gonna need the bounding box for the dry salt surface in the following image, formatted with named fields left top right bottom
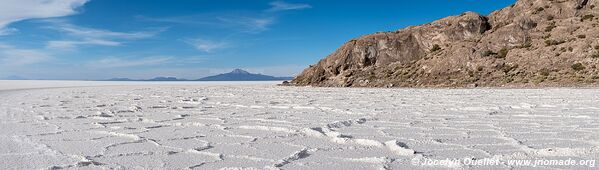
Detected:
left=1, top=80, right=598, bottom=169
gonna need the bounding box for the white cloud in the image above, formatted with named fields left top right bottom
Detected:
left=47, top=39, right=121, bottom=49
left=267, top=1, right=312, bottom=12
left=138, top=14, right=274, bottom=33
left=0, top=0, right=89, bottom=35
left=44, top=21, right=163, bottom=49
left=89, top=56, right=173, bottom=68
left=136, top=1, right=308, bottom=35
left=0, top=44, right=50, bottom=66
left=53, top=22, right=160, bottom=39
left=0, top=28, right=18, bottom=36
left=216, top=16, right=274, bottom=33
left=187, top=38, right=228, bottom=52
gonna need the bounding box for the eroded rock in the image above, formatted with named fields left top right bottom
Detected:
left=292, top=0, right=599, bottom=87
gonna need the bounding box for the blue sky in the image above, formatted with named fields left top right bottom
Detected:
left=0, top=0, right=516, bottom=80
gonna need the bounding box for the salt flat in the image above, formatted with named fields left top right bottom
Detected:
left=0, top=81, right=598, bottom=169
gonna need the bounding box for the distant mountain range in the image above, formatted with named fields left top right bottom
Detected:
left=1, top=69, right=292, bottom=81
left=106, top=77, right=187, bottom=81
left=104, top=69, right=293, bottom=81
left=147, top=77, right=187, bottom=81
left=198, top=69, right=292, bottom=81
left=106, top=78, right=133, bottom=81
left=1, top=75, right=28, bottom=80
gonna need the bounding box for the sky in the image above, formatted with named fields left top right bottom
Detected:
left=0, top=0, right=516, bottom=80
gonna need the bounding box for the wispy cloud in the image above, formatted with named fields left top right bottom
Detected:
left=186, top=38, right=229, bottom=52
left=47, top=39, right=121, bottom=49
left=216, top=16, right=274, bottom=33
left=44, top=20, right=164, bottom=49
left=88, top=55, right=206, bottom=69
left=0, top=0, right=89, bottom=35
left=137, top=14, right=274, bottom=33
left=267, top=1, right=312, bottom=12
left=52, top=22, right=161, bottom=39
left=0, top=44, right=50, bottom=66
left=136, top=1, right=308, bottom=53
left=89, top=56, right=174, bottom=68
left=0, top=28, right=18, bottom=36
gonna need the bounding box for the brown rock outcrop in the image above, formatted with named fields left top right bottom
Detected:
left=291, top=0, right=599, bottom=87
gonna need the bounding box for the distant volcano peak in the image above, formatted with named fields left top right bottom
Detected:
left=198, top=69, right=292, bottom=81
left=230, top=69, right=250, bottom=74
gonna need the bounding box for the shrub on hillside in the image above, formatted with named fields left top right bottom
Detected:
left=497, top=48, right=510, bottom=58
left=582, top=14, right=594, bottom=21
left=572, top=63, right=585, bottom=71
left=430, top=44, right=441, bottom=52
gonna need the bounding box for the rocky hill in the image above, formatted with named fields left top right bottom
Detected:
left=291, top=0, right=599, bottom=87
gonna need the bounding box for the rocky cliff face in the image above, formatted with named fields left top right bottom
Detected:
left=291, top=0, right=599, bottom=87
